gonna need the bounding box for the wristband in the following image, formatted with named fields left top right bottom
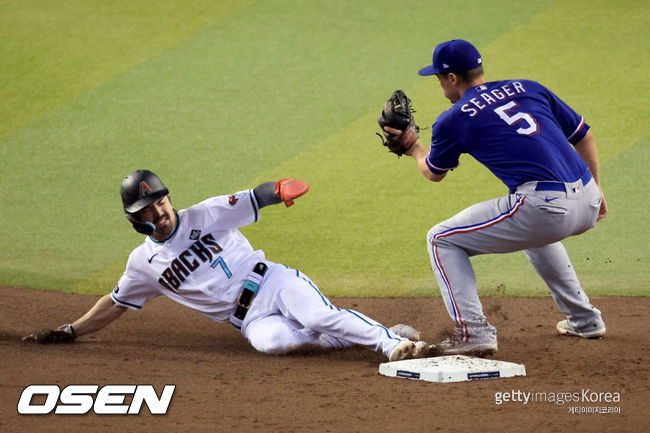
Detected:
left=59, top=323, right=77, bottom=337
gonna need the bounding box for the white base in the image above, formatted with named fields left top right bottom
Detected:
left=379, top=355, right=526, bottom=383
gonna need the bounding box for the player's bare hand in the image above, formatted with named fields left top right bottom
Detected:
left=382, top=125, right=404, bottom=136
left=382, top=126, right=419, bottom=154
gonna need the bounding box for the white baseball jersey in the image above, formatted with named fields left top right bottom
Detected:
left=111, top=189, right=266, bottom=322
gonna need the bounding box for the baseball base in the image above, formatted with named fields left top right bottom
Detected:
left=379, top=355, right=526, bottom=383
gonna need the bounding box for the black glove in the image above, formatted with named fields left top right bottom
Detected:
left=376, top=90, right=420, bottom=157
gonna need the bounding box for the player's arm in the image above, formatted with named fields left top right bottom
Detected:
left=71, top=294, right=127, bottom=336
left=405, top=140, right=447, bottom=182
left=253, top=179, right=309, bottom=208
left=383, top=125, right=447, bottom=182
left=23, top=294, right=127, bottom=344
left=573, top=129, right=607, bottom=221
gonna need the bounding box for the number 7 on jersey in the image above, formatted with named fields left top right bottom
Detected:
left=211, top=256, right=232, bottom=278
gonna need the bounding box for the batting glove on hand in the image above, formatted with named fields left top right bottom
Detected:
left=23, top=324, right=77, bottom=344
left=274, top=179, right=309, bottom=207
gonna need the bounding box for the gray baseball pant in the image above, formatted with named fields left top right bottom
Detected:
left=427, top=172, right=604, bottom=342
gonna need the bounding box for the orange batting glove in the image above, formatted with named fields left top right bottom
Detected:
left=274, top=179, right=309, bottom=207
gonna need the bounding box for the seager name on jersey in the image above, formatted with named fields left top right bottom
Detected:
left=158, top=233, right=223, bottom=291
left=461, top=81, right=527, bottom=117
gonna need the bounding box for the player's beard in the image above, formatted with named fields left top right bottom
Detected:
left=153, top=213, right=175, bottom=238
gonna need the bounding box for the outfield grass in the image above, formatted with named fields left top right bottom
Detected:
left=1, top=0, right=647, bottom=297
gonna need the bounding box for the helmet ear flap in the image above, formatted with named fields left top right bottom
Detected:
left=126, top=213, right=156, bottom=235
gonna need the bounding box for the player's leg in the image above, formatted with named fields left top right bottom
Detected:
left=425, top=194, right=527, bottom=353
left=245, top=314, right=352, bottom=355
left=258, top=265, right=426, bottom=360
left=522, top=179, right=605, bottom=337
left=524, top=243, right=605, bottom=337
left=426, top=231, right=497, bottom=345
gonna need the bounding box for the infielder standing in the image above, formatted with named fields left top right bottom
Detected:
left=382, top=39, right=607, bottom=355
left=24, top=170, right=427, bottom=362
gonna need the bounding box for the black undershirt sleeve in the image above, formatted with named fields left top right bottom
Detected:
left=253, top=182, right=282, bottom=208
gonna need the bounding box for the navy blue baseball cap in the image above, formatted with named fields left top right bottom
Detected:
left=418, top=39, right=483, bottom=76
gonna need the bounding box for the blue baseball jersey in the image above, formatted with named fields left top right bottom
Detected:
left=426, top=79, right=590, bottom=192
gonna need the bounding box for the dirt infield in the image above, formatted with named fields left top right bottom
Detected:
left=1, top=286, right=648, bottom=432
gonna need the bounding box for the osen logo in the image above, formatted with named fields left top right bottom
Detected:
left=17, top=384, right=175, bottom=415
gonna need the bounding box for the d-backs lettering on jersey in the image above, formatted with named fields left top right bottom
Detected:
left=426, top=79, right=590, bottom=191
left=158, top=233, right=223, bottom=291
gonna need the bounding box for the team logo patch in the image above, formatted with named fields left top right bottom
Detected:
left=139, top=181, right=153, bottom=198
left=228, top=193, right=246, bottom=206
left=189, top=229, right=201, bottom=240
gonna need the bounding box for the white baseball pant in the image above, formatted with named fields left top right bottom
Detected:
left=240, top=264, right=404, bottom=357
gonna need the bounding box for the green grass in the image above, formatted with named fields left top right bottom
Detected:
left=0, top=0, right=252, bottom=139
left=1, top=0, right=648, bottom=297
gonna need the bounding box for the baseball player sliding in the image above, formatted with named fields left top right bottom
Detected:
left=379, top=39, right=607, bottom=355
left=24, top=170, right=428, bottom=362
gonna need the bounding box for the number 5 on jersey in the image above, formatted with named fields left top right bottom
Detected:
left=494, top=101, right=539, bottom=136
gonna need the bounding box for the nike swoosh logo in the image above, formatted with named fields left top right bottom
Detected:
left=544, top=197, right=559, bottom=203
left=147, top=254, right=158, bottom=263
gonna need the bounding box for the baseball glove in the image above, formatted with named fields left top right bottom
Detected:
left=376, top=89, right=420, bottom=157
left=22, top=324, right=76, bottom=344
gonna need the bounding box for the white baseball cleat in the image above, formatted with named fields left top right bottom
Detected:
left=388, top=340, right=430, bottom=362
left=388, top=324, right=421, bottom=341
left=556, top=320, right=606, bottom=339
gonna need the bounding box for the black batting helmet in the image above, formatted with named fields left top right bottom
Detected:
left=120, top=170, right=169, bottom=235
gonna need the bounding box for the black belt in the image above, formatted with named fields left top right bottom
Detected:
left=232, top=262, right=268, bottom=325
